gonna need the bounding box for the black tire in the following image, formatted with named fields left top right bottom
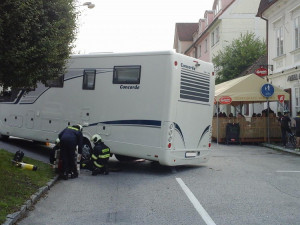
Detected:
left=114, top=154, right=138, bottom=162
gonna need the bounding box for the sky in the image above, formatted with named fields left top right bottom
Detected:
left=74, top=0, right=214, bottom=54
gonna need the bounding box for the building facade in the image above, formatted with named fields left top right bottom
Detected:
left=174, top=0, right=266, bottom=63
left=258, top=0, right=300, bottom=117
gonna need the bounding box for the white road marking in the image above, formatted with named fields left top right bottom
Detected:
left=176, top=178, right=216, bottom=225
left=276, top=171, right=300, bottom=173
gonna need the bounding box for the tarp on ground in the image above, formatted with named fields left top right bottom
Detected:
left=215, top=73, right=290, bottom=103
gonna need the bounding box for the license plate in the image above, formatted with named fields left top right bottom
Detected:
left=185, top=152, right=197, bottom=158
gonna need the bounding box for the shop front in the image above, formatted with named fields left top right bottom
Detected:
left=269, top=67, right=300, bottom=119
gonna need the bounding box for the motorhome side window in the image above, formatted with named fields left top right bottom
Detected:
left=83, top=70, right=96, bottom=90
left=0, top=89, right=21, bottom=102
left=46, top=75, right=64, bottom=88
left=113, top=66, right=141, bottom=84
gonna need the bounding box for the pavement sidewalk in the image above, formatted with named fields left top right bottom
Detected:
left=261, top=143, right=300, bottom=155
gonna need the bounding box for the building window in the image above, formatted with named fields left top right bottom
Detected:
left=205, top=39, right=208, bottom=52
left=198, top=45, right=201, bottom=57
left=211, top=27, right=220, bottom=47
left=276, top=26, right=284, bottom=56
left=83, top=70, right=96, bottom=90
left=214, top=0, right=221, bottom=15
left=296, top=87, right=300, bottom=113
left=243, top=104, right=249, bottom=116
left=113, top=66, right=141, bottom=84
left=295, top=16, right=300, bottom=49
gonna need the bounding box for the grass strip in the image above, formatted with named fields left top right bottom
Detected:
left=0, top=149, right=55, bottom=224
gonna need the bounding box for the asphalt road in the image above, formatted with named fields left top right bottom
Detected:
left=1, top=139, right=300, bottom=225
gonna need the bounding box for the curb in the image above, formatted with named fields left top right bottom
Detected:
left=3, top=175, right=59, bottom=225
left=261, top=143, right=300, bottom=155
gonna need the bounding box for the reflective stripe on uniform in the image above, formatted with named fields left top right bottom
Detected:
left=67, top=126, right=79, bottom=131
left=93, top=161, right=104, bottom=168
left=98, top=154, right=110, bottom=159
left=102, top=148, right=110, bottom=153
left=91, top=154, right=98, bottom=160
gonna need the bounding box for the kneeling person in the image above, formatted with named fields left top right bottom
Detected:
left=90, top=134, right=110, bottom=175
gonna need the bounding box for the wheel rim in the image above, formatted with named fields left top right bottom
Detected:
left=82, top=142, right=91, bottom=160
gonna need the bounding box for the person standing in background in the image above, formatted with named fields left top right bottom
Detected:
left=293, top=111, right=300, bottom=150
left=279, top=111, right=291, bottom=147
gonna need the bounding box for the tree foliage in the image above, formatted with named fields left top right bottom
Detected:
left=212, top=32, right=266, bottom=84
left=0, top=0, right=77, bottom=90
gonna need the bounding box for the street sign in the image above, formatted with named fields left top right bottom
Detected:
left=219, top=96, right=232, bottom=104
left=261, top=83, right=274, bottom=98
left=255, top=67, right=268, bottom=77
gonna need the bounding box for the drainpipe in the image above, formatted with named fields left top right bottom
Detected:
left=260, top=15, right=269, bottom=80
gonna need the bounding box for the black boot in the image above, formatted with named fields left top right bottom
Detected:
left=71, top=171, right=78, bottom=179
left=62, top=172, right=68, bottom=180
left=103, top=167, right=109, bottom=175
left=92, top=168, right=100, bottom=176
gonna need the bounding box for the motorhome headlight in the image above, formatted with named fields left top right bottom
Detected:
left=168, top=137, right=172, bottom=142
left=169, top=130, right=173, bottom=136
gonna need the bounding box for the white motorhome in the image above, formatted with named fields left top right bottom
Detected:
left=0, top=51, right=215, bottom=166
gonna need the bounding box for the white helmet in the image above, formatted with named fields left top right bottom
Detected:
left=55, top=138, right=60, bottom=144
left=91, top=134, right=101, bottom=143
left=77, top=124, right=83, bottom=131
left=73, top=124, right=83, bottom=132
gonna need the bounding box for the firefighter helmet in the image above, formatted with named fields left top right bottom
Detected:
left=91, top=134, right=102, bottom=143
left=73, top=124, right=83, bottom=132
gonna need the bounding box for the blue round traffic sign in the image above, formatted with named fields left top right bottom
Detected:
left=261, top=83, right=274, bottom=98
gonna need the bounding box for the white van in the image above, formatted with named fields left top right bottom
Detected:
left=0, top=51, right=215, bottom=166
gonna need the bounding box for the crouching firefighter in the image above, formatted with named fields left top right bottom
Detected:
left=90, top=134, right=110, bottom=175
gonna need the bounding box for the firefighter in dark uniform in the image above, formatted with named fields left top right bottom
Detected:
left=90, top=134, right=110, bottom=175
left=59, top=124, right=83, bottom=180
